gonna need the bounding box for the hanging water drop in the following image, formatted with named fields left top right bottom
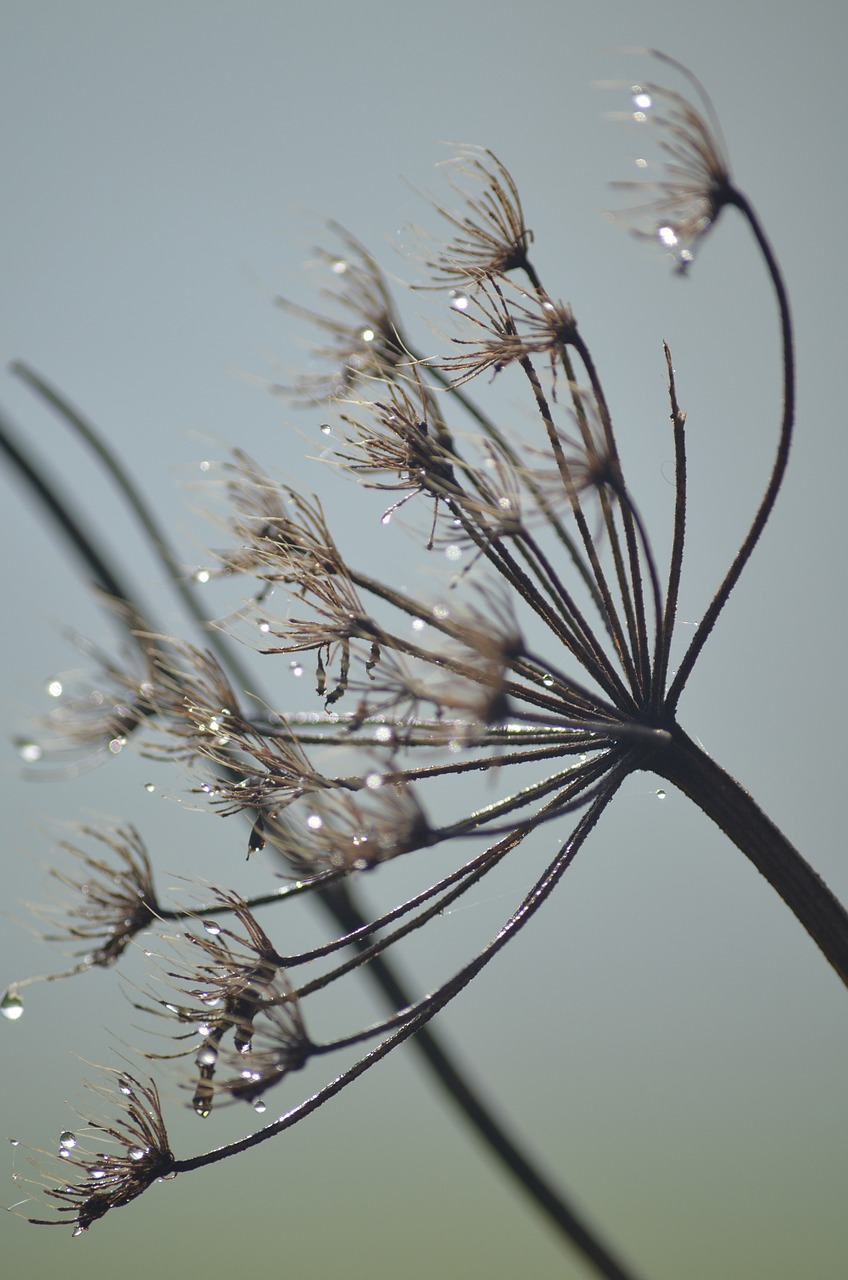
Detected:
left=655, top=789, right=667, bottom=800
left=1, top=988, right=24, bottom=1021
left=59, top=1131, right=77, bottom=1151
left=202, top=920, right=222, bottom=936
left=127, top=1146, right=147, bottom=1162
left=449, top=290, right=469, bottom=311
left=144, top=782, right=155, bottom=793
left=46, top=678, right=63, bottom=698
left=258, top=619, right=271, bottom=633
left=16, top=740, right=42, bottom=763
left=196, top=1044, right=219, bottom=1067
left=252, top=1098, right=267, bottom=1114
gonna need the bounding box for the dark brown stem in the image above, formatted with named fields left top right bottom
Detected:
left=666, top=190, right=794, bottom=710
left=650, top=729, right=848, bottom=988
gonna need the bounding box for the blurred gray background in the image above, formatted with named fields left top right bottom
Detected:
left=2, top=2, right=847, bottom=1277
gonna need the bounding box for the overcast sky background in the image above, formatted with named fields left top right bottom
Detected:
left=2, top=3, right=847, bottom=1278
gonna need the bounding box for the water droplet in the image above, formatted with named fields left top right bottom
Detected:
left=432, top=603, right=449, bottom=620
left=127, top=1146, right=147, bottom=1162
left=658, top=226, right=678, bottom=248
left=46, top=678, right=63, bottom=698
left=320, top=423, right=332, bottom=435
left=445, top=545, right=461, bottom=562
left=59, top=1131, right=77, bottom=1150
left=1, top=989, right=24, bottom=1020
left=449, top=290, right=469, bottom=311
left=331, top=259, right=348, bottom=275
left=194, top=569, right=211, bottom=584
left=9, top=1138, right=20, bottom=1147
left=374, top=725, right=393, bottom=743
left=73, top=1226, right=85, bottom=1237
left=16, top=740, right=43, bottom=763
left=542, top=673, right=554, bottom=688
left=196, top=1044, right=218, bottom=1067
left=411, top=617, right=424, bottom=632
left=90, top=1168, right=107, bottom=1181
left=290, top=662, right=303, bottom=678
left=118, top=1078, right=135, bottom=1097
left=252, top=1099, right=267, bottom=1114
left=144, top=782, right=155, bottom=793
left=258, top=619, right=271, bottom=633
left=635, top=157, right=648, bottom=169
left=365, top=772, right=383, bottom=790
left=360, top=327, right=375, bottom=343
left=199, top=459, right=211, bottom=472
left=306, top=814, right=323, bottom=830
left=631, top=89, right=652, bottom=111
left=655, top=789, right=667, bottom=800
left=380, top=511, right=392, bottom=526
left=108, top=737, right=126, bottom=755
left=202, top=921, right=221, bottom=936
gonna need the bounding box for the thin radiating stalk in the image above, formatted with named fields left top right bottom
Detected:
left=666, top=190, right=794, bottom=711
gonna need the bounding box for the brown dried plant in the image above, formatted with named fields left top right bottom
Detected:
left=1, top=54, right=844, bottom=1280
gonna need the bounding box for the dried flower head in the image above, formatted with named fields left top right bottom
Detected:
left=261, top=779, right=432, bottom=878
left=34, top=826, right=160, bottom=971
left=609, top=51, right=735, bottom=270
left=275, top=224, right=408, bottom=401
left=28, top=1074, right=173, bottom=1235
left=151, top=895, right=313, bottom=1115
left=435, top=277, right=578, bottom=388
left=424, top=146, right=534, bottom=285
left=18, top=598, right=160, bottom=769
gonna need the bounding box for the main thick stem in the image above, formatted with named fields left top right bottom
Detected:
left=651, top=730, right=848, bottom=988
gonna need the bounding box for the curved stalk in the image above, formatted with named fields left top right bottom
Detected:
left=666, top=191, right=794, bottom=710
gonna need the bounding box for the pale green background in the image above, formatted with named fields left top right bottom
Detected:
left=1, top=2, right=847, bottom=1278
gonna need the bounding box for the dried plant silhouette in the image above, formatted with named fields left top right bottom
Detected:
left=2, top=53, right=845, bottom=1280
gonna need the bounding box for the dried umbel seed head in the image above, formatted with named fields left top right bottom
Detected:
left=274, top=223, right=409, bottom=402
left=34, top=825, right=160, bottom=971
left=422, top=146, right=535, bottom=285
left=27, top=1074, right=173, bottom=1235
left=609, top=50, right=735, bottom=270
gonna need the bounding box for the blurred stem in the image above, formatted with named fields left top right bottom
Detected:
left=315, top=880, right=646, bottom=1280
